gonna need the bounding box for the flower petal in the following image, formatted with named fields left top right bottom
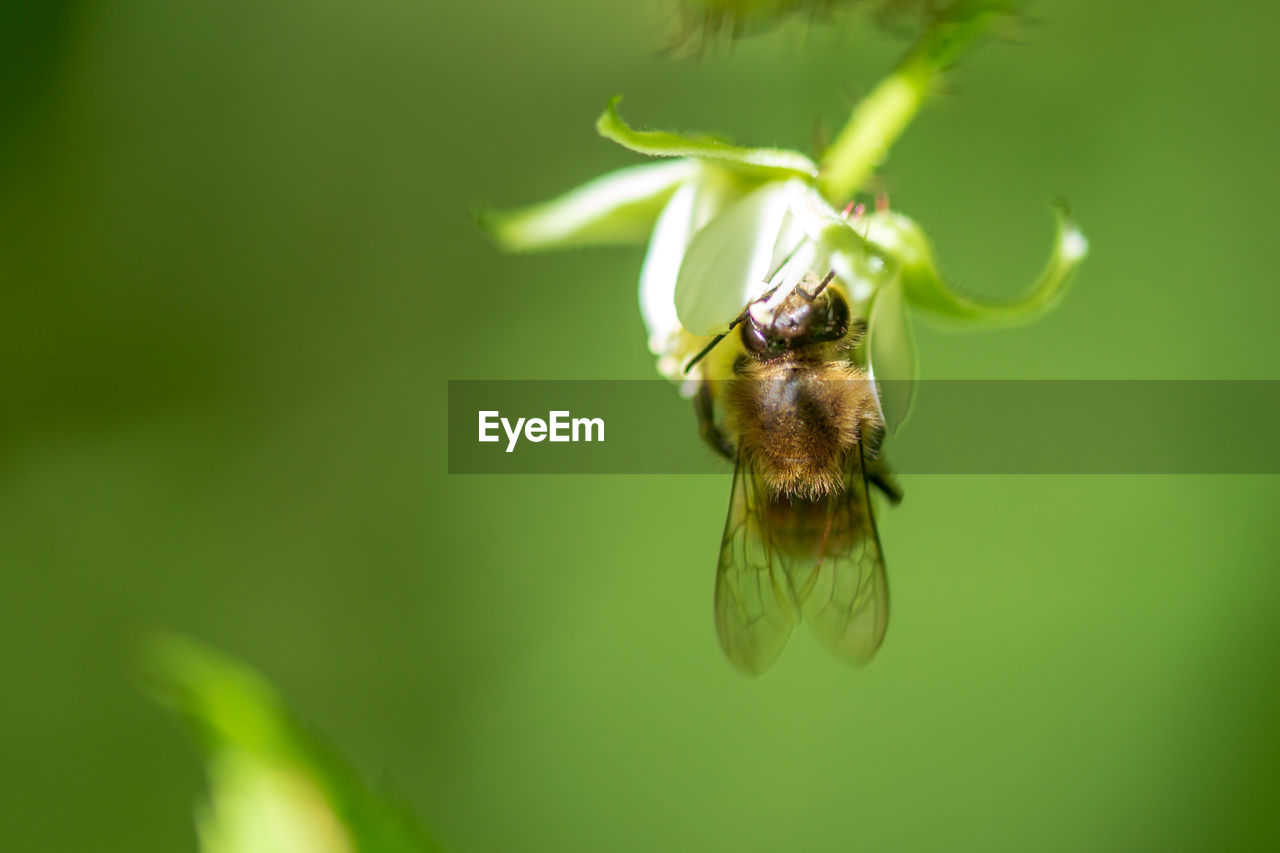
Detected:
left=779, top=183, right=900, bottom=309
left=477, top=159, right=700, bottom=252
left=763, top=183, right=846, bottom=294
left=640, top=182, right=699, bottom=354
left=863, top=202, right=1088, bottom=325
left=674, top=179, right=801, bottom=334
left=598, top=97, right=818, bottom=179
left=866, top=277, right=918, bottom=433
left=639, top=168, right=746, bottom=354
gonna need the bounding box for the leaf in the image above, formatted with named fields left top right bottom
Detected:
left=597, top=97, right=818, bottom=179
left=862, top=201, right=1088, bottom=326
left=476, top=158, right=700, bottom=251
left=143, top=633, right=444, bottom=853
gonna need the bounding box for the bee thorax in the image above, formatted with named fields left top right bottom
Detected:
left=728, top=360, right=879, bottom=499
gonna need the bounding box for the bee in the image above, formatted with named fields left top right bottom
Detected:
left=687, top=271, right=902, bottom=675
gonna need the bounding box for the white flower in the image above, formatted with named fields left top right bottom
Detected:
left=643, top=176, right=902, bottom=388
left=483, top=98, right=1088, bottom=426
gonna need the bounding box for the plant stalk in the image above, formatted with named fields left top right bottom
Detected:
left=817, top=1, right=1015, bottom=203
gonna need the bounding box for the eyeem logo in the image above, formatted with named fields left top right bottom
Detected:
left=478, top=410, right=605, bottom=453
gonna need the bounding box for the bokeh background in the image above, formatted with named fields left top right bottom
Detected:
left=2, top=0, right=1278, bottom=850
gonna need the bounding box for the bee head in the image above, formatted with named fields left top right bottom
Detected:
left=741, top=273, right=851, bottom=358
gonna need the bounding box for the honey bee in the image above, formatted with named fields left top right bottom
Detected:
left=687, top=271, right=902, bottom=675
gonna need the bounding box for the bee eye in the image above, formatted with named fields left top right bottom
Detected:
left=821, top=291, right=851, bottom=340
left=740, top=322, right=772, bottom=356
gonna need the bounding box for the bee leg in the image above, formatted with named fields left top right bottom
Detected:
left=695, top=381, right=735, bottom=461
left=866, top=457, right=904, bottom=505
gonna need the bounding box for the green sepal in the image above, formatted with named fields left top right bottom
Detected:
left=863, top=201, right=1088, bottom=326
left=597, top=97, right=818, bottom=179
left=476, top=158, right=700, bottom=252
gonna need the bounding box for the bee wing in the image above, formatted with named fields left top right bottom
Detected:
left=787, top=445, right=889, bottom=664
left=714, top=451, right=797, bottom=676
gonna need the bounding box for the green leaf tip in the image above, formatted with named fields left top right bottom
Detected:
left=597, top=96, right=818, bottom=178
left=141, top=631, right=289, bottom=757
left=864, top=201, right=1087, bottom=327
left=142, top=632, right=446, bottom=853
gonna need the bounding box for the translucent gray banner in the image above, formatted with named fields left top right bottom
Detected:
left=447, top=380, right=1280, bottom=474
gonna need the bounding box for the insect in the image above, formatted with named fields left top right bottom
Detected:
left=687, top=270, right=902, bottom=675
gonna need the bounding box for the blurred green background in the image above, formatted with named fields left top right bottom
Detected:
left=2, top=0, right=1278, bottom=850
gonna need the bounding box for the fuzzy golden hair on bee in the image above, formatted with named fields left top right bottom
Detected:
left=694, top=273, right=900, bottom=675
left=726, top=355, right=882, bottom=500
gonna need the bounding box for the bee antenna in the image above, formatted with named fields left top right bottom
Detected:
left=683, top=304, right=752, bottom=374
left=683, top=333, right=727, bottom=374
left=765, top=239, right=805, bottom=283
left=810, top=270, right=836, bottom=298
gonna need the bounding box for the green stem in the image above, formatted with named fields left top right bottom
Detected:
left=817, top=1, right=1015, bottom=203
